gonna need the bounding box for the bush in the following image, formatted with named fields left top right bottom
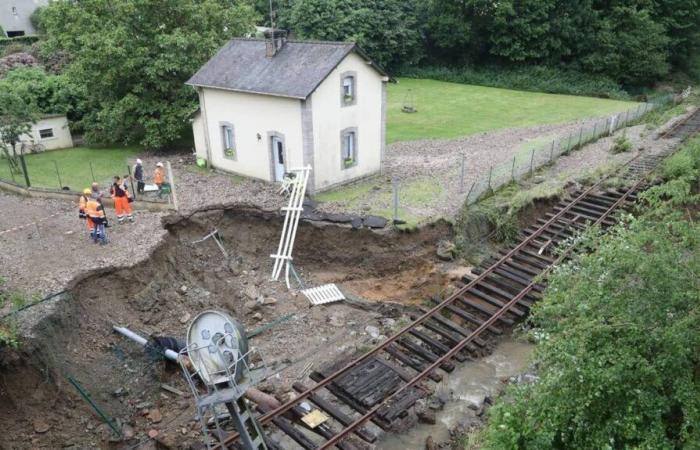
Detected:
left=610, top=133, right=632, bottom=153
left=398, top=65, right=629, bottom=100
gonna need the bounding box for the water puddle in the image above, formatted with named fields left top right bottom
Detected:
left=378, top=338, right=534, bottom=449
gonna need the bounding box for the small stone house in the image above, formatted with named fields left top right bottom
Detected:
left=0, top=0, right=48, bottom=37
left=186, top=33, right=390, bottom=193
left=2, top=114, right=73, bottom=152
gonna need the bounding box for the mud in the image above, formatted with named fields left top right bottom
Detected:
left=0, top=206, right=453, bottom=449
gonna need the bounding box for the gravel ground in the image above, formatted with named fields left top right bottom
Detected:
left=0, top=194, right=166, bottom=299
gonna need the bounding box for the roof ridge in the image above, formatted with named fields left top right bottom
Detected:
left=230, top=37, right=355, bottom=46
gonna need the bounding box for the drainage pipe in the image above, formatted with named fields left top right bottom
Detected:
left=113, top=325, right=180, bottom=361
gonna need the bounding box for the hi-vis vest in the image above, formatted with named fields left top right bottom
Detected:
left=86, top=199, right=105, bottom=219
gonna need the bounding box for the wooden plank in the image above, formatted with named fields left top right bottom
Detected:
left=409, top=328, right=466, bottom=362
left=455, top=295, right=515, bottom=326
left=411, top=313, right=481, bottom=350
left=461, top=275, right=537, bottom=305
left=396, top=337, right=455, bottom=372
left=418, top=305, right=498, bottom=339
left=384, top=344, right=442, bottom=382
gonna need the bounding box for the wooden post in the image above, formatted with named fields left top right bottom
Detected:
left=165, top=161, right=178, bottom=210
left=529, top=149, right=535, bottom=176
left=577, top=127, right=583, bottom=148
left=53, top=160, right=63, bottom=188
left=487, top=166, right=493, bottom=190
left=89, top=161, right=96, bottom=182
left=459, top=153, right=465, bottom=193
left=549, top=140, right=555, bottom=162
left=511, top=156, right=516, bottom=181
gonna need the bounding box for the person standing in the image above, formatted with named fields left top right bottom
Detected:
left=154, top=162, right=165, bottom=197
left=85, top=195, right=107, bottom=244
left=79, top=188, right=94, bottom=234
left=133, top=159, right=145, bottom=194
left=110, top=175, right=134, bottom=224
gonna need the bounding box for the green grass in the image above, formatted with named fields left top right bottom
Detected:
left=0, top=146, right=140, bottom=190
left=387, top=78, right=638, bottom=143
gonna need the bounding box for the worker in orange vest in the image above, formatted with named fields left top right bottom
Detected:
left=154, top=162, right=165, bottom=197
left=85, top=196, right=107, bottom=244
left=78, top=188, right=94, bottom=233
left=110, top=175, right=134, bottom=224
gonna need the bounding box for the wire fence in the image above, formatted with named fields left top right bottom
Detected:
left=0, top=150, right=178, bottom=208
left=459, top=93, right=676, bottom=206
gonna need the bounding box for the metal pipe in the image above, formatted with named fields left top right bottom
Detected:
left=113, top=326, right=180, bottom=362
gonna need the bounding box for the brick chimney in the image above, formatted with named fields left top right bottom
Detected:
left=264, top=29, right=287, bottom=58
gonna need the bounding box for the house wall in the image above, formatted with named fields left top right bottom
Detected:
left=0, top=0, right=48, bottom=36
left=310, top=52, right=386, bottom=192
left=30, top=116, right=73, bottom=150
left=194, top=87, right=304, bottom=181
left=191, top=113, right=206, bottom=158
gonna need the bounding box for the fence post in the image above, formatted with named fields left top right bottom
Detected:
left=19, top=151, right=30, bottom=187
left=511, top=156, right=516, bottom=181
left=53, top=160, right=63, bottom=189
left=465, top=182, right=475, bottom=203
left=487, top=166, right=493, bottom=190
left=549, top=140, right=555, bottom=162
left=392, top=177, right=399, bottom=223
left=165, top=161, right=178, bottom=210
left=592, top=121, right=598, bottom=139
left=566, top=133, right=572, bottom=153
left=529, top=149, right=535, bottom=176
left=7, top=158, right=16, bottom=183
left=89, top=161, right=96, bottom=182
left=577, top=127, right=584, bottom=149
left=127, top=164, right=137, bottom=201
left=459, top=153, right=465, bottom=193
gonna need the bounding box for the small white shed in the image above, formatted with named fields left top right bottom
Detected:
left=186, top=33, right=390, bottom=193
left=3, top=114, right=74, bottom=153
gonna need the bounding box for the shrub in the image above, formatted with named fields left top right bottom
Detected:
left=610, top=133, right=632, bottom=153
left=397, top=65, right=629, bottom=100
left=1, top=43, right=29, bottom=57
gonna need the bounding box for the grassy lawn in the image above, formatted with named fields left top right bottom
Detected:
left=387, top=78, right=638, bottom=143
left=0, top=146, right=140, bottom=190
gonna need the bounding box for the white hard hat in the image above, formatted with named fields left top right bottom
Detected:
left=156, top=162, right=164, bottom=167
left=136, top=158, right=142, bottom=164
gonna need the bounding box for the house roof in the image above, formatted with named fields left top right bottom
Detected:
left=186, top=39, right=389, bottom=100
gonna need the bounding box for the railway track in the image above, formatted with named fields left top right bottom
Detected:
left=218, top=110, right=700, bottom=450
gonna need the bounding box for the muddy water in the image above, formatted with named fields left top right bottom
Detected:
left=378, top=338, right=534, bottom=449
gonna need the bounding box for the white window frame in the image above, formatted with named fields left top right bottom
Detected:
left=340, top=71, right=357, bottom=107
left=340, top=127, right=358, bottom=169
left=39, top=128, right=54, bottom=140
left=220, top=122, right=236, bottom=160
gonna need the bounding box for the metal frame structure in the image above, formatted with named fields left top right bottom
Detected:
left=271, top=166, right=312, bottom=289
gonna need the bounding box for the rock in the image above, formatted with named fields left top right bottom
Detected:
left=418, top=409, right=437, bottom=425
left=262, top=297, right=277, bottom=306
left=32, top=419, right=50, bottom=433
left=532, top=175, right=546, bottom=184
left=426, top=435, right=437, bottom=450
left=436, top=240, right=456, bottom=261
left=365, top=325, right=380, bottom=339
left=244, top=286, right=260, bottom=301
left=362, top=215, right=388, bottom=229
left=121, top=424, right=135, bottom=440
left=179, top=312, right=191, bottom=324
left=111, top=387, right=128, bottom=398
left=252, top=312, right=263, bottom=321
left=328, top=314, right=344, bottom=327
left=351, top=217, right=362, bottom=229
left=228, top=257, right=243, bottom=276
left=244, top=300, right=260, bottom=313
left=178, top=285, right=188, bottom=294
left=148, top=429, right=159, bottom=439
left=147, top=408, right=163, bottom=423
left=136, top=401, right=153, bottom=409
left=379, top=317, right=396, bottom=328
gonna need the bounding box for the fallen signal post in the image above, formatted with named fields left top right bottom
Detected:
left=217, top=148, right=680, bottom=450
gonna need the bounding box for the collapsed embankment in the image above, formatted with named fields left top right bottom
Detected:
left=0, top=205, right=454, bottom=449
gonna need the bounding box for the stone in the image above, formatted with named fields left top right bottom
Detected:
left=532, top=175, right=546, bottom=184
left=351, top=217, right=362, bottom=229
left=136, top=401, right=153, bottom=409
left=418, top=409, right=437, bottom=425
left=244, top=286, right=260, bottom=301
left=262, top=297, right=277, bottom=306
left=364, top=325, right=380, bottom=339
left=362, top=215, right=388, bottom=229
left=148, top=429, right=159, bottom=439
left=379, top=317, right=396, bottom=328
left=252, top=312, right=263, bottom=321
left=121, top=424, right=135, bottom=440
left=111, top=387, right=128, bottom=397
left=179, top=285, right=188, bottom=294
left=32, top=419, right=50, bottom=433
left=426, top=435, right=437, bottom=450
left=179, top=312, right=191, bottom=324
left=147, top=408, right=163, bottom=423
left=244, top=300, right=261, bottom=314
left=436, top=240, right=457, bottom=261
left=328, top=314, right=344, bottom=327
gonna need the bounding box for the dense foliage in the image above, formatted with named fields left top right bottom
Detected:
left=483, top=138, right=700, bottom=449
left=0, top=89, right=39, bottom=172
left=40, top=0, right=257, bottom=149
left=263, top=0, right=700, bottom=86
left=0, top=68, right=83, bottom=119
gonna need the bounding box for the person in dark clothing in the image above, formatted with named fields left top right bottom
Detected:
left=133, top=159, right=145, bottom=194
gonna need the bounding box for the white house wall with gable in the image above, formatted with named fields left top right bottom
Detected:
left=309, top=52, right=385, bottom=191
left=2, top=115, right=73, bottom=153
left=196, top=87, right=304, bottom=181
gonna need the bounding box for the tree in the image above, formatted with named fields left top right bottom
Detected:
left=0, top=90, right=39, bottom=173
left=40, top=0, right=257, bottom=150
left=424, top=0, right=494, bottom=64
left=289, top=0, right=425, bottom=69
left=488, top=0, right=556, bottom=62
left=582, top=6, right=670, bottom=85
left=0, top=68, right=84, bottom=120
